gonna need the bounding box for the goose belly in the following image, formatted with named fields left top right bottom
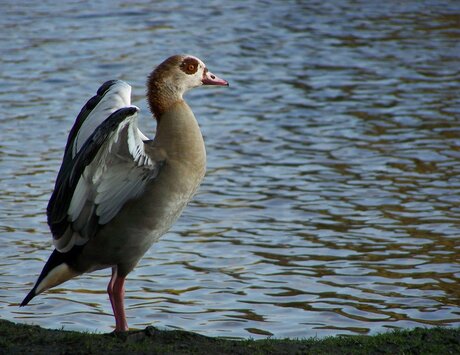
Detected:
left=77, top=175, right=201, bottom=273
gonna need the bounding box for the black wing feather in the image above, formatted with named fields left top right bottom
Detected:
left=49, top=80, right=122, bottom=231
left=47, top=106, right=139, bottom=238
left=64, top=80, right=120, bottom=157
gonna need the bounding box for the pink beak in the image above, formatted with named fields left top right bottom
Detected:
left=202, top=69, right=229, bottom=86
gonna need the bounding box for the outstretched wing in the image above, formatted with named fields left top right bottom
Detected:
left=54, top=80, right=138, bottom=201
left=47, top=83, right=164, bottom=253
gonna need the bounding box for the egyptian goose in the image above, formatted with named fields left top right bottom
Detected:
left=20, top=55, right=228, bottom=332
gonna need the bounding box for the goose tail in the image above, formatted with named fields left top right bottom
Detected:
left=20, top=249, right=79, bottom=307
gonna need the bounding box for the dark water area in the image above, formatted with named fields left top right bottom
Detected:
left=0, top=0, right=459, bottom=338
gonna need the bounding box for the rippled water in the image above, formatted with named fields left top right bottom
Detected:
left=1, top=0, right=459, bottom=339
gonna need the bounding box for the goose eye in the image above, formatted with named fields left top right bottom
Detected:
left=181, top=58, right=199, bottom=75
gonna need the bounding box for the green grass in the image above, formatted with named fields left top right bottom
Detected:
left=0, top=319, right=458, bottom=354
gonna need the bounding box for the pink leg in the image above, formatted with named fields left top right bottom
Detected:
left=107, top=267, right=117, bottom=321
left=107, top=267, right=128, bottom=332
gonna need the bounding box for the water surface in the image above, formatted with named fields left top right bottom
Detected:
left=0, top=0, right=459, bottom=338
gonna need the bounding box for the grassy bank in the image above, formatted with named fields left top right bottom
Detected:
left=0, top=319, right=458, bottom=354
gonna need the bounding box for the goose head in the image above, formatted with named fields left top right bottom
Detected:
left=147, top=55, right=228, bottom=119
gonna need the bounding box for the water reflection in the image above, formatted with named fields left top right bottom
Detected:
left=0, top=0, right=459, bottom=339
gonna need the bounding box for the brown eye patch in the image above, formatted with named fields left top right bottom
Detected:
left=180, top=57, right=199, bottom=75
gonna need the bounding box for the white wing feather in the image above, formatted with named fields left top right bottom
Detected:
left=72, top=81, right=132, bottom=157
left=68, top=111, right=156, bottom=221
left=54, top=102, right=162, bottom=253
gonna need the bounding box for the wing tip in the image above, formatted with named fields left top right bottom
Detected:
left=20, top=289, right=36, bottom=307
left=110, top=106, right=139, bottom=121
left=20, top=249, right=81, bottom=308
left=97, top=80, right=120, bottom=96
left=97, top=80, right=131, bottom=96
left=126, top=106, right=140, bottom=115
